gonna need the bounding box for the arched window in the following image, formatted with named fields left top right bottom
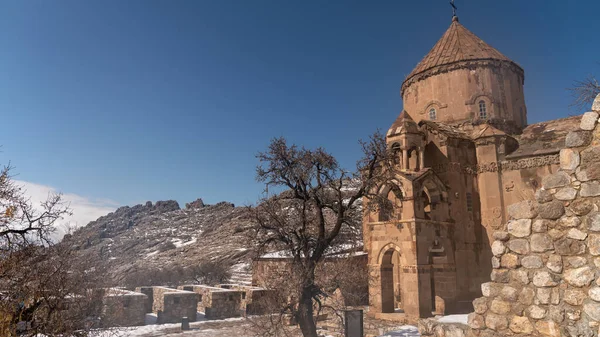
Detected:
left=391, top=143, right=401, bottom=165
left=478, top=100, right=487, bottom=119
left=429, top=108, right=437, bottom=120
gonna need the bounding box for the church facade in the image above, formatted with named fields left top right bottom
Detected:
left=363, top=16, right=581, bottom=320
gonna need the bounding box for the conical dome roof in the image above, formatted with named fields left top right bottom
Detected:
left=401, top=17, right=522, bottom=94
left=387, top=110, right=419, bottom=137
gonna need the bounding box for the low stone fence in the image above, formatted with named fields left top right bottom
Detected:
left=136, top=286, right=198, bottom=324
left=101, top=288, right=147, bottom=327
left=179, top=285, right=242, bottom=319
left=218, top=284, right=275, bottom=315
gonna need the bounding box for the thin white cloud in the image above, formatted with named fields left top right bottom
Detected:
left=14, top=180, right=119, bottom=241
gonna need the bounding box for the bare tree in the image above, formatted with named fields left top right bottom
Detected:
left=188, top=260, right=231, bottom=286
left=249, top=133, right=395, bottom=337
left=569, top=75, right=600, bottom=111
left=0, top=162, right=111, bottom=336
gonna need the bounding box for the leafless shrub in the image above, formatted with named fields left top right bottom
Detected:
left=569, top=75, right=600, bottom=111
left=188, top=260, right=231, bottom=286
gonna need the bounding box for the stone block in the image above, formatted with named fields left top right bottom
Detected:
left=559, top=216, right=581, bottom=228
left=566, top=256, right=587, bottom=268
left=532, top=219, right=549, bottom=232
left=593, top=94, right=600, bottom=112
left=507, top=200, right=538, bottom=219
left=507, top=219, right=531, bottom=238
left=535, top=188, right=554, bottom=203
left=589, top=287, right=600, bottom=302
left=566, top=130, right=593, bottom=148
left=587, top=212, right=600, bottom=231
left=527, top=305, right=546, bottom=319
left=507, top=239, right=530, bottom=254
left=490, top=269, right=510, bottom=283
left=509, top=316, right=534, bottom=334
left=581, top=146, right=600, bottom=167
left=538, top=200, right=565, bottom=220
left=580, top=111, right=599, bottom=130
left=484, top=313, right=508, bottom=331
left=533, top=271, right=558, bottom=287
left=564, top=288, right=587, bottom=305
left=535, top=320, right=561, bottom=337
left=564, top=266, right=595, bottom=287
left=560, top=148, right=581, bottom=170
left=555, top=238, right=586, bottom=255
left=580, top=181, right=600, bottom=197
left=468, top=313, right=485, bottom=330
left=589, top=234, right=600, bottom=255
left=492, top=231, right=510, bottom=241
left=584, top=300, right=600, bottom=321
left=500, top=253, right=519, bottom=269
left=473, top=297, right=488, bottom=314
left=491, top=241, right=505, bottom=256
left=500, top=286, right=518, bottom=301
left=567, top=228, right=588, bottom=240
left=546, top=255, right=563, bottom=273
left=519, top=287, right=535, bottom=305
left=555, top=187, right=578, bottom=200
left=570, top=198, right=594, bottom=216
left=521, top=255, right=543, bottom=269
left=530, top=233, right=554, bottom=252
left=541, top=171, right=571, bottom=189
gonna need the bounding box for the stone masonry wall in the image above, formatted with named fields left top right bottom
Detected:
left=149, top=287, right=198, bottom=324
left=178, top=285, right=242, bottom=320
left=101, top=288, right=147, bottom=327
left=465, top=96, right=600, bottom=337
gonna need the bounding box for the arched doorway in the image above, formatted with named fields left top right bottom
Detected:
left=380, top=246, right=403, bottom=313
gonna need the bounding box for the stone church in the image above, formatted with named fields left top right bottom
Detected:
left=363, top=15, right=581, bottom=320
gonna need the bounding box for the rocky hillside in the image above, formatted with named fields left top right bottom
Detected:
left=63, top=199, right=256, bottom=286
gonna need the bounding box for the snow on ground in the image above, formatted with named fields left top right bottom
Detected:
left=435, top=314, right=468, bottom=324
left=377, top=325, right=420, bottom=337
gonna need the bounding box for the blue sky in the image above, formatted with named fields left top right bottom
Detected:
left=1, top=0, right=599, bottom=216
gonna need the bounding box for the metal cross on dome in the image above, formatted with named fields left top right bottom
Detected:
left=450, top=0, right=458, bottom=18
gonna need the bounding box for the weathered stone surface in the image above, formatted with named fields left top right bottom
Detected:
left=588, top=234, right=600, bottom=255
left=490, top=299, right=511, bottom=315
left=580, top=181, right=600, bottom=197
left=535, top=188, right=554, bottom=203
left=538, top=200, right=565, bottom=220
left=589, top=287, right=600, bottom=302
left=586, top=211, right=600, bottom=231
left=491, top=256, right=500, bottom=269
left=473, top=297, right=488, bottom=314
left=559, top=216, right=582, bottom=228
left=564, top=288, right=587, bottom=305
left=555, top=238, right=586, bottom=255
left=490, top=269, right=510, bottom=283
left=500, top=253, right=519, bottom=269
left=581, top=146, right=600, bottom=168
left=560, top=148, right=581, bottom=170
left=507, top=200, right=538, bottom=219
left=481, top=282, right=499, bottom=297
left=521, top=255, right=543, bottom=269
left=500, top=286, right=518, bottom=301
left=555, top=187, right=578, bottom=200
left=542, top=171, right=571, bottom=189
left=583, top=300, right=600, bottom=321
left=491, top=241, right=505, bottom=256
left=485, top=313, right=508, bottom=331
left=492, top=231, right=510, bottom=241
left=570, top=198, right=594, bottom=216
left=547, top=228, right=564, bottom=240
left=564, top=266, right=595, bottom=287
left=567, top=228, right=588, bottom=240
left=509, top=316, right=533, bottom=334
left=580, top=111, right=599, bottom=130
left=527, top=305, right=546, bottom=319
left=548, top=305, right=564, bottom=323
left=566, top=256, right=587, bottom=268
left=537, top=288, right=552, bottom=304
left=535, top=320, right=561, bottom=337
left=547, top=255, right=563, bottom=273
left=507, top=239, right=530, bottom=254
left=468, top=313, right=486, bottom=330
left=530, top=233, right=554, bottom=252
left=507, top=219, right=532, bottom=238
left=533, top=271, right=558, bottom=287
left=566, top=130, right=593, bottom=148
left=512, top=269, right=530, bottom=285
left=519, top=287, right=535, bottom=305
left=532, top=219, right=549, bottom=233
